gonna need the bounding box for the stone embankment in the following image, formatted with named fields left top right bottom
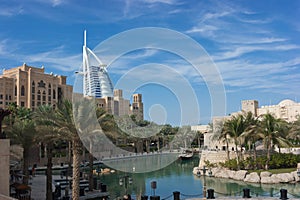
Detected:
left=192, top=167, right=300, bottom=184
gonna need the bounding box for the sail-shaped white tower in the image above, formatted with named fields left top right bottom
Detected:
left=81, top=30, right=114, bottom=98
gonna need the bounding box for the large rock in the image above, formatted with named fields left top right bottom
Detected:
left=291, top=171, right=300, bottom=182
left=215, top=169, right=230, bottom=178
left=232, top=170, right=248, bottom=181
left=260, top=171, right=272, bottom=177
left=213, top=168, right=233, bottom=179
left=273, top=173, right=294, bottom=183
left=261, top=175, right=281, bottom=184
left=227, top=170, right=235, bottom=179
left=244, top=172, right=260, bottom=183
left=192, top=167, right=202, bottom=176
left=211, top=167, right=221, bottom=176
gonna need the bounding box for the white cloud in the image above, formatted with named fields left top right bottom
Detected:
left=143, top=0, right=179, bottom=5
left=214, top=57, right=300, bottom=95
left=213, top=44, right=300, bottom=61
left=23, top=47, right=81, bottom=72
left=51, top=0, right=64, bottom=7
left=186, top=25, right=218, bottom=34
left=0, top=38, right=81, bottom=72
left=0, top=5, right=23, bottom=16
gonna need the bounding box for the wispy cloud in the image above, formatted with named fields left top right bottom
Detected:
left=51, top=0, right=64, bottom=7
left=214, top=44, right=300, bottom=60
left=144, top=0, right=179, bottom=5
left=24, top=47, right=81, bottom=72
left=215, top=57, right=300, bottom=94
left=0, top=5, right=23, bottom=16
left=0, top=38, right=81, bottom=72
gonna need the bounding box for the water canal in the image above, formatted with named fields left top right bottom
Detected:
left=96, top=156, right=300, bottom=199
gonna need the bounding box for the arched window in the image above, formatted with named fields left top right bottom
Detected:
left=42, top=91, right=46, bottom=101
left=21, top=85, right=25, bottom=96
left=53, top=89, right=56, bottom=99
left=37, top=90, right=41, bottom=101
left=32, top=81, right=35, bottom=93
left=48, top=84, right=51, bottom=95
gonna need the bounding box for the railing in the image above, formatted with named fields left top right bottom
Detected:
left=133, top=188, right=300, bottom=200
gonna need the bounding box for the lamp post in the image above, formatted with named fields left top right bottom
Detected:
left=119, top=175, right=133, bottom=197
left=297, top=163, right=300, bottom=180
left=202, top=166, right=207, bottom=199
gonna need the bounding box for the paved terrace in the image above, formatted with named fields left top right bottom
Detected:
left=30, top=174, right=108, bottom=200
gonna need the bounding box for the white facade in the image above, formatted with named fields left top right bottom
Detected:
left=78, top=31, right=144, bottom=119
left=81, top=30, right=114, bottom=98
left=242, top=99, right=300, bottom=122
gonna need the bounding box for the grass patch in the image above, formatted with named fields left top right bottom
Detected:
left=248, top=168, right=296, bottom=174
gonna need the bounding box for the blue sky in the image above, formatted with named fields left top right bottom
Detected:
left=0, top=0, right=300, bottom=126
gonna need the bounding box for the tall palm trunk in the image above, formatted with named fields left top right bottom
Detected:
left=253, top=143, right=257, bottom=169
left=46, top=144, right=53, bottom=200
left=235, top=143, right=240, bottom=170
left=226, top=139, right=230, bottom=161
left=265, top=137, right=271, bottom=170
left=72, top=138, right=82, bottom=200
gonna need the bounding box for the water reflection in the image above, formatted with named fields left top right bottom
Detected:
left=103, top=152, right=179, bottom=173
left=98, top=156, right=300, bottom=199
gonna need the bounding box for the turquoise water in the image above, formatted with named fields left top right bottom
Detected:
left=97, top=156, right=300, bottom=199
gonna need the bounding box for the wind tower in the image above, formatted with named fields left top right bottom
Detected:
left=80, top=30, right=114, bottom=98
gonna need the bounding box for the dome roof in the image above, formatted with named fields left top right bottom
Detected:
left=278, top=99, right=297, bottom=107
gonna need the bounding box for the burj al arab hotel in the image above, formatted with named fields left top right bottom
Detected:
left=81, top=30, right=114, bottom=98
left=77, top=31, right=144, bottom=120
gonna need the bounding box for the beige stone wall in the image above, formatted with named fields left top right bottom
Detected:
left=0, top=77, right=14, bottom=108
left=199, top=150, right=237, bottom=168
left=242, top=100, right=258, bottom=116
left=257, top=100, right=300, bottom=122
left=131, top=93, right=144, bottom=121
left=0, top=139, right=10, bottom=196
left=0, top=64, right=73, bottom=109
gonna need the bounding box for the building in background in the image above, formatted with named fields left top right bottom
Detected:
left=78, top=30, right=144, bottom=120
left=242, top=99, right=300, bottom=123
left=0, top=63, right=73, bottom=110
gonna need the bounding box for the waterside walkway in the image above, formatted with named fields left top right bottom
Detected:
left=30, top=174, right=109, bottom=200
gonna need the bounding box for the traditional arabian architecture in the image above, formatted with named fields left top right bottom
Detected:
left=194, top=99, right=300, bottom=167
left=0, top=64, right=73, bottom=110
left=242, top=99, right=300, bottom=123
left=76, top=31, right=144, bottom=120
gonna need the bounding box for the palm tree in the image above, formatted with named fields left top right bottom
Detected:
left=287, top=116, right=300, bottom=143
left=222, top=114, right=249, bottom=168
left=56, top=100, right=82, bottom=200
left=260, top=113, right=290, bottom=170
left=35, top=105, right=60, bottom=200
left=7, top=107, right=36, bottom=185
left=74, top=99, right=100, bottom=192
left=240, top=112, right=263, bottom=169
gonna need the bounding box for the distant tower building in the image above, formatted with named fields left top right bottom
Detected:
left=113, top=89, right=130, bottom=116
left=241, top=100, right=258, bottom=116
left=78, top=31, right=144, bottom=120
left=131, top=94, right=144, bottom=121
left=82, top=30, right=113, bottom=98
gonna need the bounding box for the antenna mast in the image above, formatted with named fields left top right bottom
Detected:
left=84, top=30, right=87, bottom=47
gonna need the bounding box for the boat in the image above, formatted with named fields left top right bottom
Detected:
left=178, top=148, right=193, bottom=160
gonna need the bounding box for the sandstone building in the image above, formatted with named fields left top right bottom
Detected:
left=0, top=63, right=73, bottom=110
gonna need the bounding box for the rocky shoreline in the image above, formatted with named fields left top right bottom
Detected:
left=193, top=167, right=300, bottom=184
